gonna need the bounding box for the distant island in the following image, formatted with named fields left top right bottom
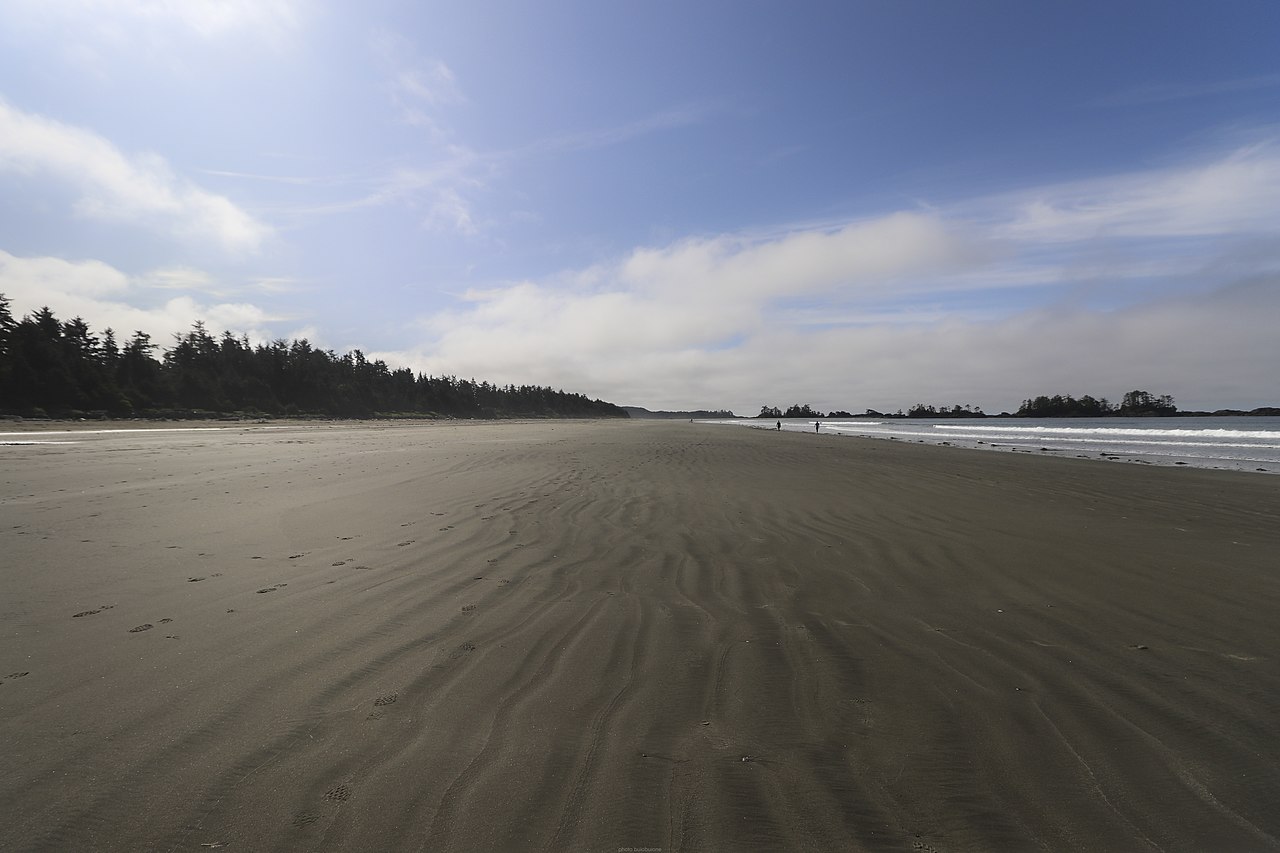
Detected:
left=758, top=392, right=1279, bottom=420
left=0, top=296, right=628, bottom=421
left=623, top=406, right=735, bottom=420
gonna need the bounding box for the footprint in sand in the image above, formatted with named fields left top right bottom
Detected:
left=5, top=672, right=30, bottom=680
left=129, top=624, right=154, bottom=633
left=331, top=561, right=347, bottom=567
left=72, top=604, right=113, bottom=618
left=291, top=811, right=319, bottom=828
left=288, top=554, right=305, bottom=560
left=188, top=577, right=205, bottom=583
left=373, top=693, right=398, bottom=707
left=461, top=604, right=477, bottom=612
left=397, top=541, right=414, bottom=547
left=324, top=785, right=352, bottom=802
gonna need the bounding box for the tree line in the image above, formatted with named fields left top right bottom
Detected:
left=755, top=391, right=1181, bottom=420
left=757, top=404, right=854, bottom=419
left=0, top=296, right=627, bottom=420
left=1015, top=390, right=1176, bottom=417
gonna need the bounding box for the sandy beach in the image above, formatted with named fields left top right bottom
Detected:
left=2, top=420, right=1279, bottom=851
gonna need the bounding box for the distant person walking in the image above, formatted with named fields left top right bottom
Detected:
left=815, top=421, right=821, bottom=434
left=776, top=421, right=781, bottom=431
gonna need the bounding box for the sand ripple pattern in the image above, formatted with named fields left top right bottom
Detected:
left=1, top=420, right=1279, bottom=851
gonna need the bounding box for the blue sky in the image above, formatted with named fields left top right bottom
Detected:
left=2, top=1, right=1279, bottom=414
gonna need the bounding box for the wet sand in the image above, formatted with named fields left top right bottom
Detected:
left=2, top=420, right=1279, bottom=851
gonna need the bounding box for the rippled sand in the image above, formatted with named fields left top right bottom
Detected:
left=2, top=420, right=1279, bottom=851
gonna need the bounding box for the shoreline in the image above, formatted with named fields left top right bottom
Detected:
left=709, top=416, right=1280, bottom=475
left=3, top=420, right=1279, bottom=850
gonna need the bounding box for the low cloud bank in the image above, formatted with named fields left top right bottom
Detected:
left=375, top=145, right=1280, bottom=413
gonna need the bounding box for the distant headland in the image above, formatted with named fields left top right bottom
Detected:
left=623, top=406, right=735, bottom=420
left=756, top=392, right=1280, bottom=420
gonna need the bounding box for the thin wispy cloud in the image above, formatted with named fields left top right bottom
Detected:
left=360, top=30, right=487, bottom=234
left=993, top=144, right=1280, bottom=243
left=517, top=105, right=712, bottom=157
left=142, top=267, right=216, bottom=291
left=198, top=169, right=355, bottom=187
left=1094, top=74, right=1280, bottom=107
left=371, top=29, right=465, bottom=133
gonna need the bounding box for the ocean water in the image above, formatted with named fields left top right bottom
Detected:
left=705, top=416, right=1280, bottom=473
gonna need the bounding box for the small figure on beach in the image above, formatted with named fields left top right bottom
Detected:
left=776, top=421, right=781, bottom=431
left=815, top=421, right=821, bottom=433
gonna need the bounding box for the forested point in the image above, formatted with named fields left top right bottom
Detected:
left=757, top=392, right=1195, bottom=420
left=1015, top=391, right=1175, bottom=417
left=0, top=296, right=627, bottom=420
left=756, top=404, right=852, bottom=419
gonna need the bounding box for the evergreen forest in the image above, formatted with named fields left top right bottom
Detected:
left=0, top=296, right=627, bottom=420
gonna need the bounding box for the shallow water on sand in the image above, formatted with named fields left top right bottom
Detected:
left=707, top=416, right=1280, bottom=473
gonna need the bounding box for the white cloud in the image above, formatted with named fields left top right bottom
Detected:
left=119, top=0, right=301, bottom=38
left=0, top=99, right=271, bottom=252
left=3, top=0, right=301, bottom=40
left=0, top=250, right=277, bottom=345
left=620, top=212, right=990, bottom=303
left=0, top=0, right=303, bottom=80
left=370, top=145, right=1280, bottom=414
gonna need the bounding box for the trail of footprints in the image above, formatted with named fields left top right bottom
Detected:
left=12, top=485, right=556, bottom=698
left=77, top=503, right=525, bottom=646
